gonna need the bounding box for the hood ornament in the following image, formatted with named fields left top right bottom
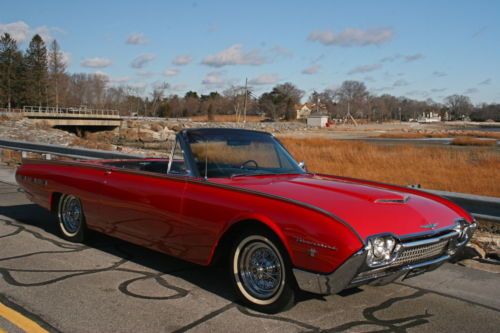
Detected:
left=420, top=223, right=439, bottom=230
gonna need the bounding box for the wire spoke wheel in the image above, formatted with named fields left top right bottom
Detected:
left=233, top=235, right=287, bottom=306
left=58, top=195, right=83, bottom=237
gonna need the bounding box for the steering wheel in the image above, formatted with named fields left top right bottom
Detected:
left=240, top=159, right=259, bottom=169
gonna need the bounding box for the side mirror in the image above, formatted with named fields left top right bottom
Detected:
left=298, top=161, right=307, bottom=171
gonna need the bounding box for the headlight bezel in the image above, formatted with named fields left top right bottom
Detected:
left=365, top=235, right=401, bottom=267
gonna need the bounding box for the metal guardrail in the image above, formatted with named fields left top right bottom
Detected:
left=0, top=138, right=498, bottom=223
left=421, top=189, right=500, bottom=223
left=0, top=139, right=143, bottom=160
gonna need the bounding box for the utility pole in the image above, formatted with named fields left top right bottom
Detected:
left=345, top=101, right=358, bottom=126
left=243, top=78, right=248, bottom=124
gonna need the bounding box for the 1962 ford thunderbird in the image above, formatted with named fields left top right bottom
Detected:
left=16, top=128, right=476, bottom=312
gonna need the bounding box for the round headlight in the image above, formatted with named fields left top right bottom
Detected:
left=368, top=236, right=398, bottom=263
left=372, top=237, right=387, bottom=259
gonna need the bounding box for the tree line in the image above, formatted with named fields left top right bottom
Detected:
left=1, top=33, right=498, bottom=122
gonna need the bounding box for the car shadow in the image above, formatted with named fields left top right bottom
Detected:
left=0, top=203, right=327, bottom=307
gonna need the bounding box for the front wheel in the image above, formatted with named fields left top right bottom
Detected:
left=230, top=231, right=295, bottom=313
left=57, top=194, right=87, bottom=242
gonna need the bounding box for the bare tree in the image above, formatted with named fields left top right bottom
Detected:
left=150, top=82, right=169, bottom=116
left=223, top=85, right=247, bottom=120
left=445, top=94, right=472, bottom=120
left=335, top=81, right=369, bottom=118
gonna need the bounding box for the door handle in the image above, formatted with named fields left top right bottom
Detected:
left=104, top=170, right=112, bottom=175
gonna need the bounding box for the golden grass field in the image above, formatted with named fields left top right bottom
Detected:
left=378, top=130, right=500, bottom=140
left=190, top=114, right=264, bottom=122
left=279, top=137, right=500, bottom=197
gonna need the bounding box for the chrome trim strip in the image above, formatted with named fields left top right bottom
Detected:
left=400, top=230, right=458, bottom=249
left=293, top=249, right=366, bottom=295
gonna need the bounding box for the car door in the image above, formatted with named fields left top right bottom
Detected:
left=99, top=139, right=190, bottom=256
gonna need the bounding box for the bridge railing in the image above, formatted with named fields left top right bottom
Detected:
left=22, top=106, right=120, bottom=117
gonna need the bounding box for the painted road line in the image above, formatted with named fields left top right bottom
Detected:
left=0, top=301, right=49, bottom=333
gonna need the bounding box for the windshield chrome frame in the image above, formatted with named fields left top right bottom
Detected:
left=178, top=128, right=305, bottom=179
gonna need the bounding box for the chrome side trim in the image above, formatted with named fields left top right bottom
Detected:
left=293, top=250, right=367, bottom=295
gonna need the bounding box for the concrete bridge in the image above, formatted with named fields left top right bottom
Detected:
left=0, top=106, right=122, bottom=129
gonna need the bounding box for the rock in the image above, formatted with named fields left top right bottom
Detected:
left=159, top=127, right=175, bottom=141
left=464, top=243, right=486, bottom=259
left=138, top=129, right=157, bottom=142
left=119, top=128, right=140, bottom=142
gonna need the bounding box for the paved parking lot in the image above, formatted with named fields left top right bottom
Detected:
left=0, top=164, right=499, bottom=332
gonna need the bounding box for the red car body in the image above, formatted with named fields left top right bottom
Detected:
left=15, top=128, right=476, bottom=305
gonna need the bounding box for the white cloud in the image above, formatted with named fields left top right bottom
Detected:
left=131, top=53, right=155, bottom=68
left=404, top=53, right=424, bottom=62
left=406, top=90, right=429, bottom=97
left=172, top=55, right=192, bottom=65
left=392, top=79, right=409, bottom=87
left=60, top=51, right=71, bottom=67
left=136, top=70, right=155, bottom=78
left=381, top=53, right=424, bottom=63
left=126, top=32, right=147, bottom=45
left=0, top=21, right=63, bottom=43
left=164, top=68, right=180, bottom=77
left=0, top=21, right=30, bottom=42
left=464, top=88, right=478, bottom=95
left=128, top=82, right=148, bottom=91
left=171, top=84, right=187, bottom=91
left=308, top=27, right=393, bottom=47
left=110, top=76, right=131, bottom=84
left=270, top=45, right=293, bottom=58
left=249, top=74, right=281, bottom=85
left=348, top=63, right=382, bottom=75
left=202, top=44, right=267, bottom=67
left=81, top=57, right=112, bottom=68
left=302, top=64, right=321, bottom=75
left=432, top=71, right=447, bottom=78
left=202, top=71, right=226, bottom=87
left=478, top=78, right=491, bottom=85
left=94, top=70, right=108, bottom=78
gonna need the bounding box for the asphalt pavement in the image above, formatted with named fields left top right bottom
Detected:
left=0, top=164, right=499, bottom=333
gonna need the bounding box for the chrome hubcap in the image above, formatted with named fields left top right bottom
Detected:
left=60, top=195, right=82, bottom=234
left=239, top=241, right=283, bottom=300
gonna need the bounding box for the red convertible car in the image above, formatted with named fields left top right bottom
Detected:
left=16, top=128, right=476, bottom=312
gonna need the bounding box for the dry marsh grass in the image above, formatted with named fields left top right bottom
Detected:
left=280, top=137, right=500, bottom=197
left=379, top=130, right=500, bottom=140
left=191, top=115, right=263, bottom=122
left=451, top=137, right=497, bottom=146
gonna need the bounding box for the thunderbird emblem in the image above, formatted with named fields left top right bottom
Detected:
left=420, top=223, right=439, bottom=230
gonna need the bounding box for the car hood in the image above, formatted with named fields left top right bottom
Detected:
left=212, top=174, right=462, bottom=240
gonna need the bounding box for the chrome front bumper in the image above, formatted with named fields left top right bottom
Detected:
left=293, top=222, right=477, bottom=295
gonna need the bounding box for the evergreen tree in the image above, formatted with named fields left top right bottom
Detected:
left=25, top=34, right=48, bottom=107
left=48, top=39, right=67, bottom=109
left=0, top=33, right=23, bottom=109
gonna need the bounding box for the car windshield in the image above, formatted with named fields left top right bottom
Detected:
left=186, top=130, right=305, bottom=178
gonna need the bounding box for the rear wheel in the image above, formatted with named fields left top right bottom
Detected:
left=230, top=230, right=295, bottom=313
left=57, top=194, right=87, bottom=242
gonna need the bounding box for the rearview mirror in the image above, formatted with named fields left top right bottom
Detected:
left=298, top=161, right=307, bottom=171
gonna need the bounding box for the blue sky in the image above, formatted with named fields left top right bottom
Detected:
left=1, top=0, right=499, bottom=103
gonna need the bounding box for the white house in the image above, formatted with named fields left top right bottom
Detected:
left=307, top=113, right=329, bottom=127
left=417, top=111, right=441, bottom=123
left=295, top=103, right=313, bottom=119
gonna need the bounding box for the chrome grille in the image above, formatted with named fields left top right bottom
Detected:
left=392, top=239, right=449, bottom=266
